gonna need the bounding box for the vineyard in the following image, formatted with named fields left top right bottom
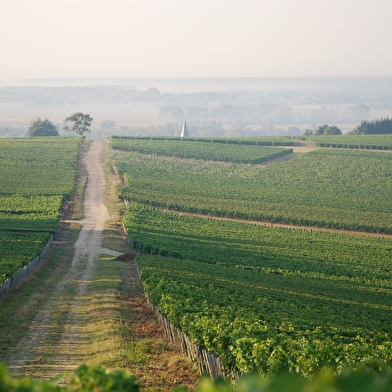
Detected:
left=111, top=137, right=293, bottom=164
left=304, top=134, right=392, bottom=149
left=0, top=134, right=391, bottom=386
left=112, top=135, right=293, bottom=146
left=114, top=146, right=392, bottom=233
left=124, top=204, right=392, bottom=376
left=3, top=362, right=392, bottom=392
left=111, top=135, right=392, bottom=378
left=0, top=137, right=82, bottom=284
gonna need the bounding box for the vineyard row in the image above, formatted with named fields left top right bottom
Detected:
left=124, top=204, right=392, bottom=376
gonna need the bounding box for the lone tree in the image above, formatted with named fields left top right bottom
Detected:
left=64, top=112, right=93, bottom=136
left=28, top=117, right=58, bottom=137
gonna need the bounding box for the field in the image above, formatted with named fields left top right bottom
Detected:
left=112, top=136, right=392, bottom=377
left=111, top=137, right=293, bottom=163
left=304, top=134, right=392, bottom=149
left=2, top=134, right=392, bottom=383
left=124, top=204, right=392, bottom=376
left=0, top=137, right=82, bottom=283
left=114, top=145, right=392, bottom=233
left=112, top=135, right=293, bottom=146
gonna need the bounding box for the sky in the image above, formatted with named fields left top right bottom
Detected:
left=1, top=0, right=392, bottom=83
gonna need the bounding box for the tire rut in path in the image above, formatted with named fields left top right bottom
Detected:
left=7, top=140, right=112, bottom=380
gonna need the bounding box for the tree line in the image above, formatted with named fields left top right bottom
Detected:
left=27, top=112, right=93, bottom=137
left=158, top=103, right=292, bottom=125
left=353, top=117, right=392, bottom=134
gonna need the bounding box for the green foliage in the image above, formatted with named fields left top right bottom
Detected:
left=0, top=362, right=62, bottom=391
left=196, top=368, right=392, bottom=392
left=305, top=134, right=392, bottom=149
left=3, top=362, right=392, bottom=391
left=124, top=204, right=392, bottom=376
left=354, top=117, right=392, bottom=134
left=0, top=363, right=139, bottom=391
left=0, top=231, right=52, bottom=282
left=112, top=135, right=293, bottom=146
left=114, top=148, right=392, bottom=233
left=28, top=117, right=59, bottom=137
left=111, top=138, right=292, bottom=164
left=0, top=138, right=82, bottom=196
left=315, top=124, right=342, bottom=135
left=0, top=138, right=82, bottom=283
left=67, top=364, right=139, bottom=391
left=302, top=129, right=313, bottom=135
left=64, top=113, right=93, bottom=136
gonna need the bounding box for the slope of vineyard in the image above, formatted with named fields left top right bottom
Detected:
left=112, top=135, right=293, bottom=146
left=0, top=137, right=83, bottom=283
left=112, top=136, right=392, bottom=378
left=114, top=148, right=392, bottom=233
left=111, top=137, right=293, bottom=163
left=305, top=134, right=392, bottom=149
left=124, top=204, right=392, bottom=376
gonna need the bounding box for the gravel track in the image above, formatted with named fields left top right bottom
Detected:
left=7, top=140, right=114, bottom=379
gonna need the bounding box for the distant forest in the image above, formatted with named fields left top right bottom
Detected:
left=1, top=79, right=392, bottom=138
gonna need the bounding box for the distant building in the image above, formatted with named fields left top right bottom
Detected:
left=180, top=121, right=189, bottom=137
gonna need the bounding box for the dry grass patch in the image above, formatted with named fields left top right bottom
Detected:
left=99, top=139, right=199, bottom=391
left=0, top=223, right=81, bottom=360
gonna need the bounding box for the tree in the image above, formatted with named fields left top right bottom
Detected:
left=303, top=129, right=313, bottom=136
left=64, top=112, right=93, bottom=136
left=324, top=125, right=342, bottom=135
left=158, top=105, right=184, bottom=124
left=353, top=117, right=392, bottom=134
left=351, top=104, right=370, bottom=121
left=315, top=124, right=342, bottom=135
left=184, top=106, right=208, bottom=124
left=28, top=117, right=58, bottom=137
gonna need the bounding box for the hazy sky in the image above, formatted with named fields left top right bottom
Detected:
left=1, top=0, right=392, bottom=83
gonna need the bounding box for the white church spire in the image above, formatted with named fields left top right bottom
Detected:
left=180, top=120, right=189, bottom=137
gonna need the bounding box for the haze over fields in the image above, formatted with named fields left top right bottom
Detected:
left=2, top=0, right=392, bottom=81
left=1, top=0, right=392, bottom=137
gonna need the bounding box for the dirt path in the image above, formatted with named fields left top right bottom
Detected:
left=6, top=140, right=117, bottom=379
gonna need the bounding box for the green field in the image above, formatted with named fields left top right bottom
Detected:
left=0, top=137, right=80, bottom=195
left=304, top=134, right=392, bottom=149
left=112, top=135, right=392, bottom=377
left=2, top=135, right=388, bottom=379
left=124, top=204, right=392, bottom=376
left=112, top=135, right=293, bottom=146
left=114, top=148, right=392, bottom=233
left=0, top=137, right=83, bottom=283
left=111, top=137, right=293, bottom=164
